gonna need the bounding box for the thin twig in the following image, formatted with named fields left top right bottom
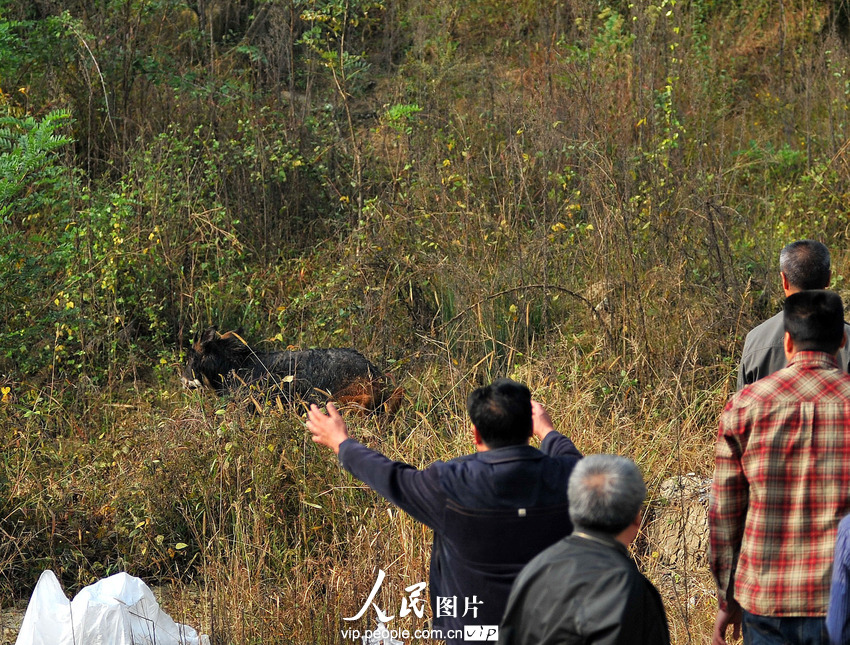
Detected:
left=64, top=18, right=120, bottom=145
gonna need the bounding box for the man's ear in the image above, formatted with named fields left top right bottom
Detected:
left=780, top=271, right=791, bottom=292
left=472, top=425, right=485, bottom=448
left=784, top=330, right=795, bottom=357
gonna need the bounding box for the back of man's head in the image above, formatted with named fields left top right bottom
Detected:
left=466, top=378, right=532, bottom=449
left=780, top=240, right=831, bottom=290
left=568, top=455, right=646, bottom=534
left=784, top=289, right=845, bottom=354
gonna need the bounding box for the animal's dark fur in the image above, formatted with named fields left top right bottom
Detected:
left=182, top=328, right=403, bottom=414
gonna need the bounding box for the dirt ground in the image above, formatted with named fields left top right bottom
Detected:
left=0, top=605, right=25, bottom=645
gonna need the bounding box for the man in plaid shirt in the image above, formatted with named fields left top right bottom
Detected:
left=711, top=289, right=850, bottom=644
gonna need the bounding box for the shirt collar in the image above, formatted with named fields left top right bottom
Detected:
left=571, top=526, right=630, bottom=555
left=476, top=444, right=542, bottom=464
left=787, top=350, right=840, bottom=370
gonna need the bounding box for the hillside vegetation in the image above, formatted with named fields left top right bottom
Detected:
left=3, top=0, right=850, bottom=642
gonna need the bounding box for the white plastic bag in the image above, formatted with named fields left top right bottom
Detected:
left=15, top=570, right=209, bottom=645
left=14, top=570, right=71, bottom=645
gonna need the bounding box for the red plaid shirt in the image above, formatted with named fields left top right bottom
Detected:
left=710, top=351, right=850, bottom=616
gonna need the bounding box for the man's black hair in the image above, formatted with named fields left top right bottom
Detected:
left=780, top=240, right=831, bottom=290
left=466, top=378, right=533, bottom=449
left=784, top=290, right=845, bottom=354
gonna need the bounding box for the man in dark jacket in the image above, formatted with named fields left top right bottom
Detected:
left=306, top=378, right=582, bottom=643
left=498, top=454, right=670, bottom=645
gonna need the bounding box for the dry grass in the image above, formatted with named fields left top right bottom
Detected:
left=0, top=340, right=730, bottom=644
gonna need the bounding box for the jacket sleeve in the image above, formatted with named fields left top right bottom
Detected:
left=337, top=438, right=446, bottom=530
left=737, top=327, right=756, bottom=391
left=828, top=516, right=850, bottom=644
left=736, top=358, right=747, bottom=391
left=540, top=432, right=582, bottom=459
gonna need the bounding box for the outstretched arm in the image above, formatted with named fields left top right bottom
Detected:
left=306, top=402, right=349, bottom=454
left=307, top=402, right=446, bottom=529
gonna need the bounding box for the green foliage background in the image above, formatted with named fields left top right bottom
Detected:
left=2, top=0, right=850, bottom=641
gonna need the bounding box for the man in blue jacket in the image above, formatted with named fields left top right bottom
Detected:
left=828, top=514, right=850, bottom=644
left=306, top=378, right=582, bottom=643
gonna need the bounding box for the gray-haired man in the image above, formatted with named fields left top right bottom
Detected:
left=498, top=454, right=670, bottom=645
left=738, top=240, right=850, bottom=389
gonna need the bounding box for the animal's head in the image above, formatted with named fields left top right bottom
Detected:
left=182, top=327, right=250, bottom=391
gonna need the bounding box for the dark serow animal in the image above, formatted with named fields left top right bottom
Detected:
left=182, top=328, right=403, bottom=415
